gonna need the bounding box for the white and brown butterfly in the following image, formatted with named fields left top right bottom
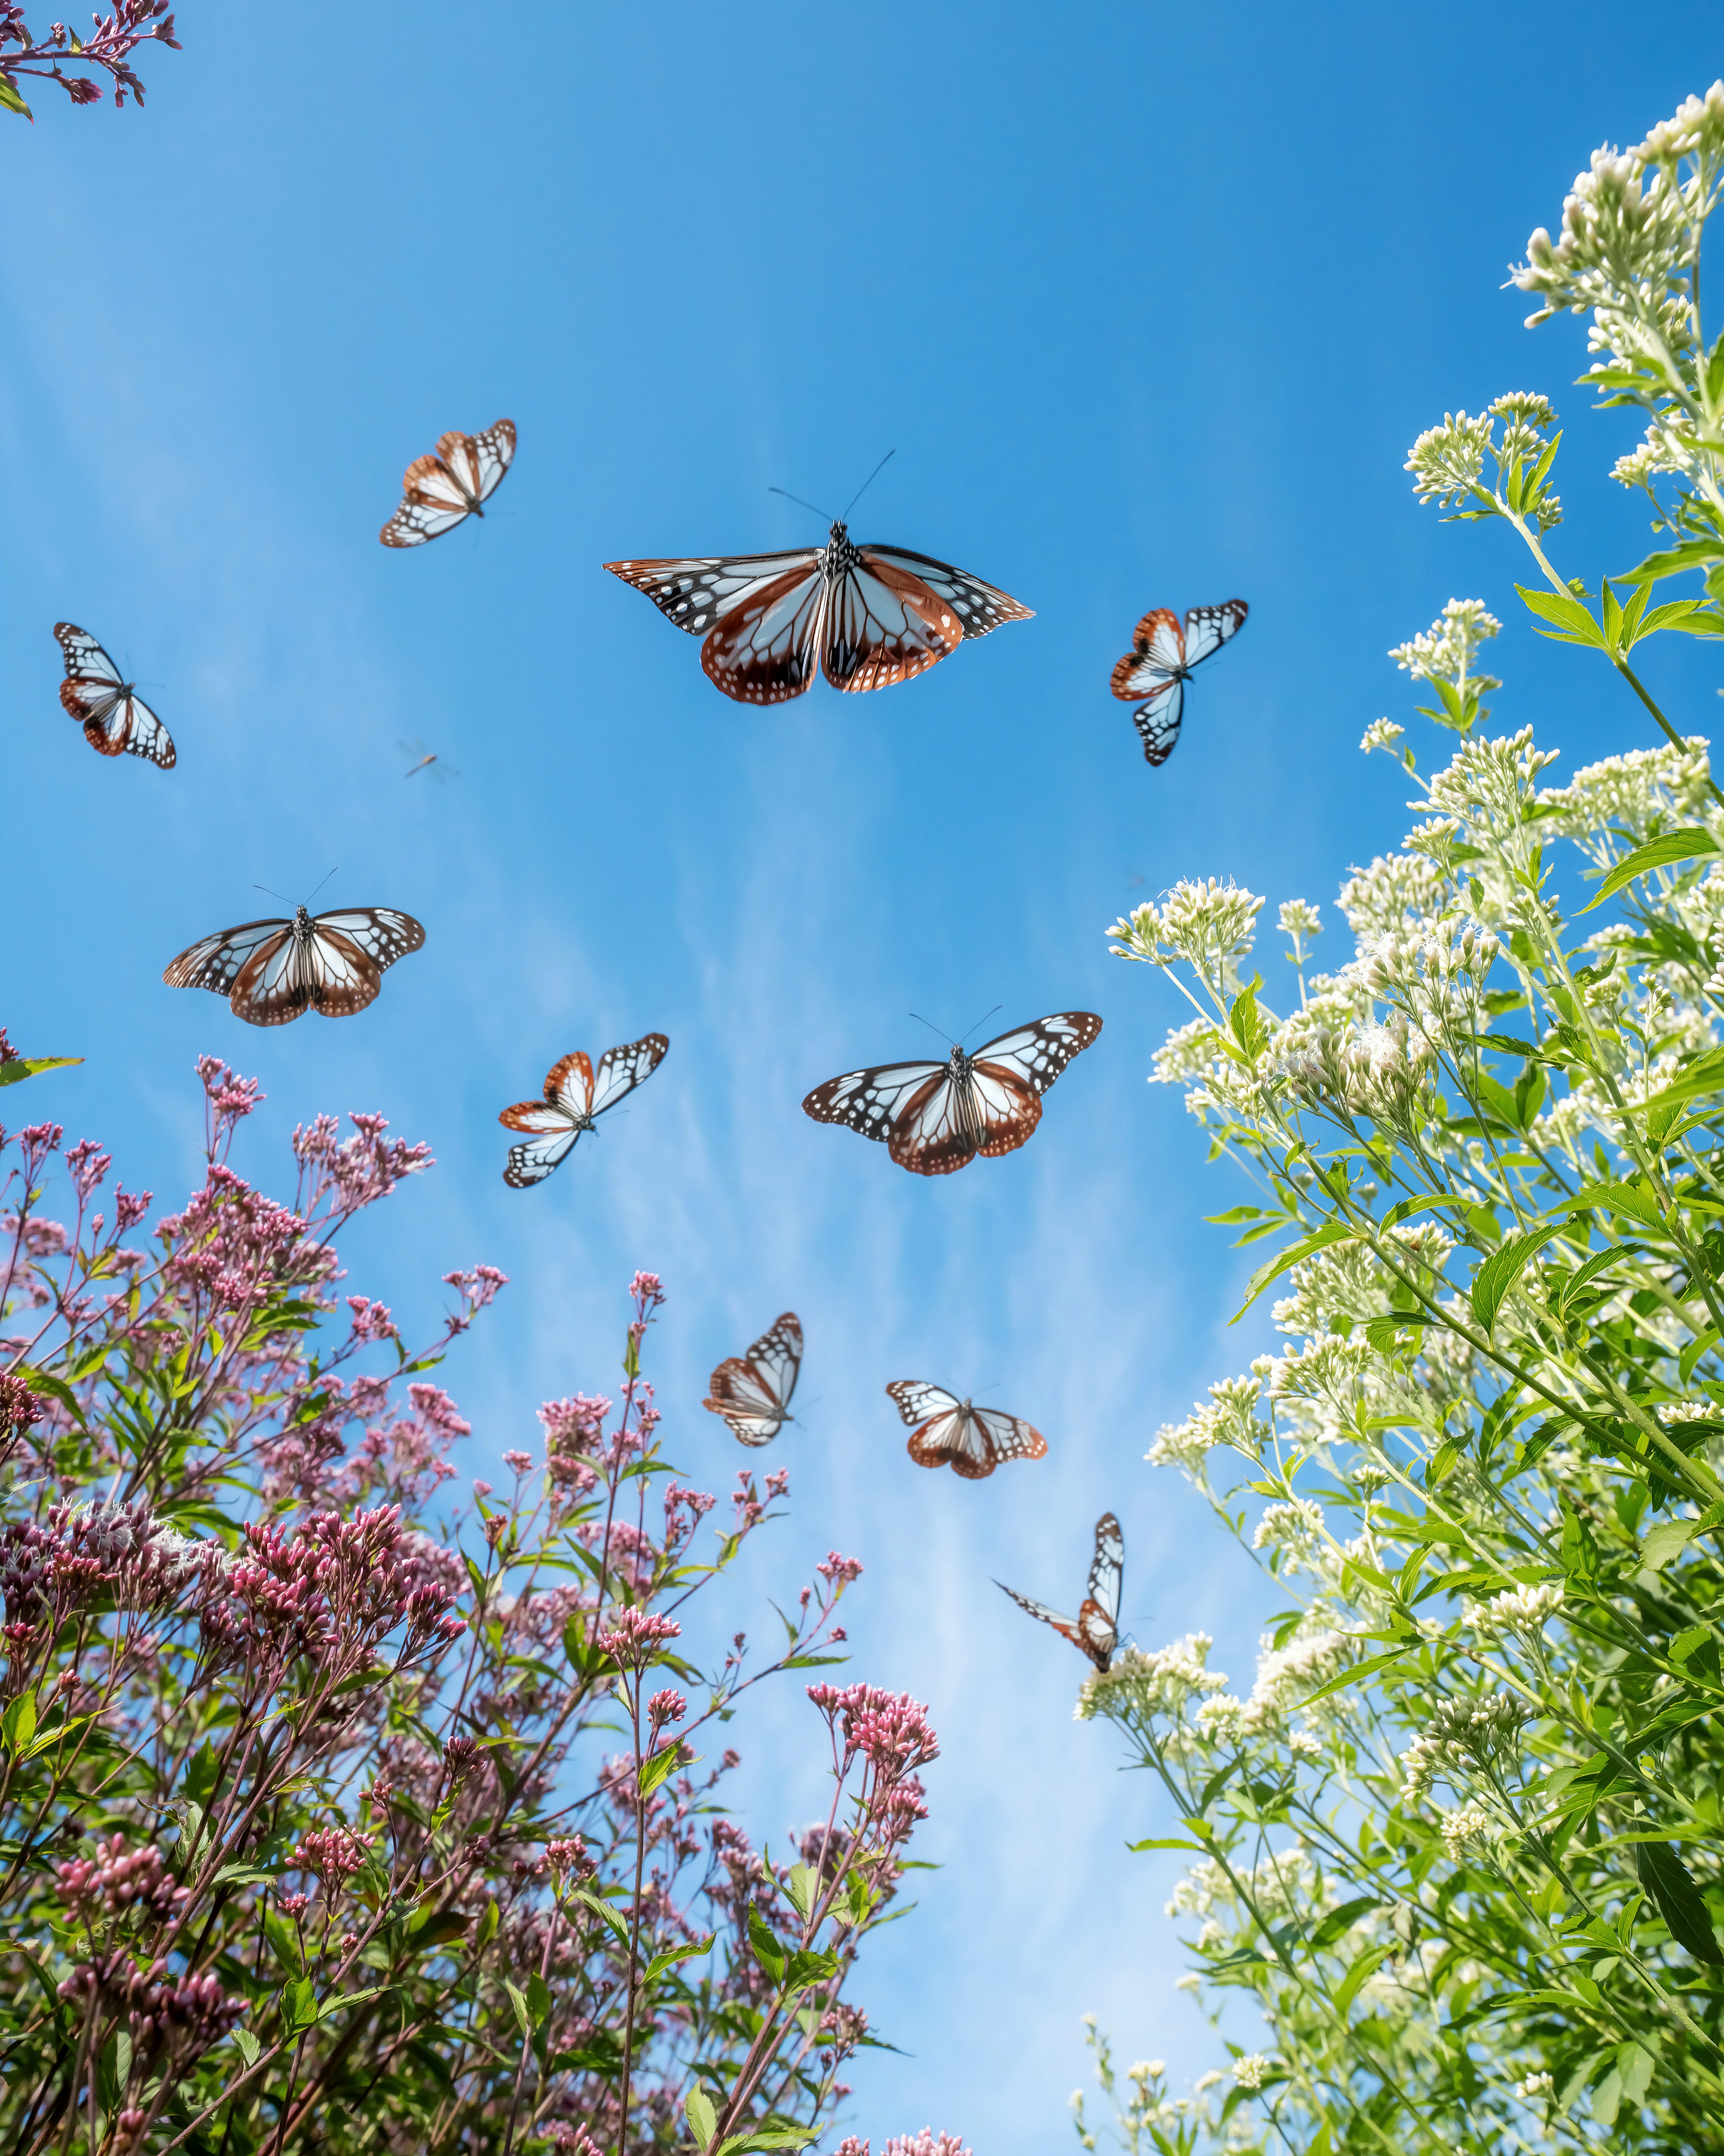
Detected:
left=163, top=906, right=425, bottom=1027
left=703, top=1312, right=803, bottom=1446
left=497, top=1036, right=669, bottom=1188
left=53, top=624, right=175, bottom=769
left=998, top=1512, right=1123, bottom=1671
left=803, top=1012, right=1102, bottom=1177
left=1110, top=600, right=1248, bottom=766
left=379, top=420, right=516, bottom=547
left=604, top=520, right=1031, bottom=705
left=886, top=1380, right=1047, bottom=1481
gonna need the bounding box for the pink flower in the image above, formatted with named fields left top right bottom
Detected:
left=648, top=1687, right=687, bottom=1726
left=290, top=1825, right=372, bottom=1890
left=598, top=1606, right=681, bottom=1668
left=818, top=1551, right=863, bottom=1589
left=472, top=1479, right=494, bottom=1499
left=0, top=1371, right=43, bottom=1433
left=503, top=1449, right=534, bottom=1475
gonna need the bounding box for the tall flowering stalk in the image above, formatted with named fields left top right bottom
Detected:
left=1073, top=88, right=1724, bottom=2156
left=0, top=1058, right=932, bottom=2155
left=0, top=4, right=179, bottom=119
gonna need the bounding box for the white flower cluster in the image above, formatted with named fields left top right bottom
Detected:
left=1424, top=727, right=1562, bottom=828
left=1465, top=1580, right=1565, bottom=1633
left=1513, top=2070, right=1556, bottom=2101
left=1404, top=410, right=1496, bottom=509
left=1076, top=1633, right=1229, bottom=1724
left=1108, top=880, right=1265, bottom=974
left=1536, top=737, right=1713, bottom=847
left=1399, top=1691, right=1529, bottom=1798
left=1147, top=1373, right=1271, bottom=1474
left=1150, top=1014, right=1227, bottom=1087
left=1231, top=2055, right=1272, bottom=2091
left=1337, top=851, right=1448, bottom=942
left=1253, top=1498, right=1326, bottom=1555
left=1439, top=1799, right=1493, bottom=1853
left=1389, top=600, right=1503, bottom=693
left=1281, top=1012, right=1438, bottom=1124
left=1359, top=717, right=1406, bottom=758
left=1246, top=1627, right=1350, bottom=1723
left=1359, top=924, right=1501, bottom=1058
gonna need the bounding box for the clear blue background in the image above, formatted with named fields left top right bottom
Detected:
left=4, top=6, right=1721, bottom=2145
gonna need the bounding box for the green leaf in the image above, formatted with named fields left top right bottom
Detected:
left=1127, top=1836, right=1206, bottom=1853
left=1637, top=1047, right=1724, bottom=1119
left=1230, top=1221, right=1357, bottom=1325
left=1469, top=1221, right=1567, bottom=1334
left=1516, top=582, right=1608, bottom=648
left=1618, top=2040, right=1657, bottom=2106
left=282, top=1977, right=319, bottom=2033
left=0, top=74, right=35, bottom=117
left=1299, top=1646, right=1404, bottom=1706
left=1640, top=1519, right=1695, bottom=1574
left=526, top=1971, right=552, bottom=2028
left=0, top=1054, right=80, bottom=1085
left=1636, top=1838, right=1723, bottom=1963
left=503, top=1977, right=532, bottom=2035
left=1, top=1690, right=38, bottom=1756
left=231, top=2026, right=261, bottom=2068
left=685, top=2086, right=718, bottom=2151
left=1578, top=827, right=1719, bottom=911
left=477, top=1898, right=500, bottom=1949
left=748, top=1907, right=787, bottom=1983
left=1333, top=1941, right=1392, bottom=2015
left=639, top=1741, right=692, bottom=1797
left=782, top=1861, right=818, bottom=1920
left=183, top=1737, right=222, bottom=1809
left=643, top=1934, right=713, bottom=1985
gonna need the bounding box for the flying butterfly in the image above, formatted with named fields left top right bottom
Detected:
left=1110, top=600, right=1248, bottom=766
left=379, top=419, right=516, bottom=547
left=803, top=1011, right=1102, bottom=1176
left=497, top=1036, right=669, bottom=1188
left=703, top=1312, right=803, bottom=1446
left=997, top=1512, right=1123, bottom=1671
left=885, top=1380, right=1048, bottom=1481
left=163, top=905, right=425, bottom=1027
left=604, top=473, right=1031, bottom=704
left=53, top=624, right=175, bottom=769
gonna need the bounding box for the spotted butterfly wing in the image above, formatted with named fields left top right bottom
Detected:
left=163, top=907, right=425, bottom=1027
left=885, top=1380, right=1048, bottom=1480
left=1109, top=600, right=1247, bottom=767
left=380, top=419, right=516, bottom=547
left=997, top=1512, right=1123, bottom=1669
left=704, top=1311, right=803, bottom=1446
left=53, top=624, right=176, bottom=768
left=590, top=1033, right=669, bottom=1113
left=497, top=1036, right=668, bottom=1188
left=803, top=1012, right=1102, bottom=1176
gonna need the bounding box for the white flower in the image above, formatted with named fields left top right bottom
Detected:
left=1288, top=1730, right=1322, bottom=1760
left=1174, top=1972, right=1202, bottom=1993
left=1360, top=717, right=1405, bottom=756
left=1399, top=1692, right=1529, bottom=1798
left=1466, top=1580, right=1564, bottom=1633
left=1336, top=851, right=1447, bottom=941
left=1076, top=1635, right=1229, bottom=1723
left=1390, top=600, right=1503, bottom=692
left=1108, top=880, right=1265, bottom=972
left=1536, top=737, right=1712, bottom=844
left=1151, top=1014, right=1227, bottom=1087
left=1253, top=1499, right=1326, bottom=1554
left=1195, top=1694, right=1247, bottom=1742
left=1424, top=727, right=1561, bottom=825
left=1231, top=2055, right=1272, bottom=2090
left=1148, top=1374, right=1270, bottom=1473
left=1513, top=2070, right=1555, bottom=2101
left=1439, top=1799, right=1492, bottom=1852
left=1278, top=898, right=1323, bottom=942
left=1405, top=411, right=1495, bottom=507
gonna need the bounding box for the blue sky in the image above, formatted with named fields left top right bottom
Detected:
left=4, top=5, right=1722, bottom=2146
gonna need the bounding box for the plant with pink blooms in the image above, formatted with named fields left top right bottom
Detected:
left=0, top=2, right=179, bottom=119
left=0, top=1054, right=940, bottom=2154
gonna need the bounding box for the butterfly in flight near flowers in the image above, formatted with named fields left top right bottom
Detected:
left=379, top=419, right=516, bottom=547
left=997, top=1512, right=1123, bottom=1670
left=604, top=520, right=1031, bottom=704
left=1110, top=600, right=1248, bottom=766
left=704, top=1312, right=803, bottom=1446
left=886, top=1381, right=1047, bottom=1481
left=497, top=1036, right=669, bottom=1188
left=163, top=906, right=425, bottom=1027
left=802, top=1011, right=1102, bottom=1176
left=53, top=624, right=176, bottom=769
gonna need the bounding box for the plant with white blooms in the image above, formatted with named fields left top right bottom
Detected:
left=1073, top=83, right=1724, bottom=2156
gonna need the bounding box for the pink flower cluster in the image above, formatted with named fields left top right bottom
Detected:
left=0, top=2, right=180, bottom=111
left=290, top=1824, right=373, bottom=1889
left=59, top=1953, right=244, bottom=2052
left=807, top=1683, right=940, bottom=1779
left=158, top=1162, right=312, bottom=1311
left=55, top=1835, right=187, bottom=1926
left=598, top=1606, right=681, bottom=1668
left=291, top=1110, right=432, bottom=1228
left=837, top=2136, right=972, bottom=2156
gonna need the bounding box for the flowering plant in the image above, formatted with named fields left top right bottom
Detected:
left=1076, top=84, right=1724, bottom=2156
left=0, top=1057, right=940, bottom=2154
left=0, top=4, right=179, bottom=120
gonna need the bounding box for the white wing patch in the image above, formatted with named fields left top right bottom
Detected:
left=861, top=543, right=1033, bottom=639
left=604, top=549, right=822, bottom=636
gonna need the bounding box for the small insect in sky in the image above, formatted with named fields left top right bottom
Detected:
left=497, top=1036, right=669, bottom=1187
left=703, top=1312, right=803, bottom=1446
left=1110, top=599, right=1248, bottom=766
left=163, top=897, right=425, bottom=1026
left=604, top=454, right=1031, bottom=704
left=885, top=1381, right=1047, bottom=1480
left=53, top=624, right=175, bottom=769
left=803, top=1011, right=1101, bottom=1176
left=399, top=740, right=458, bottom=781
left=379, top=420, right=516, bottom=547
left=998, top=1512, right=1123, bottom=1670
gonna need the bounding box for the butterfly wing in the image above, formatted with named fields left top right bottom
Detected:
left=997, top=1581, right=1089, bottom=1650
left=1081, top=1512, right=1124, bottom=1667
left=699, top=561, right=828, bottom=704
left=1130, top=681, right=1185, bottom=766
left=886, top=1380, right=959, bottom=1429
left=1109, top=608, right=1186, bottom=700
left=163, top=918, right=293, bottom=1002
left=504, top=1126, right=582, bottom=1188
left=591, top=1033, right=669, bottom=1115
left=970, top=1405, right=1048, bottom=1470
left=604, top=549, right=822, bottom=636
left=1181, top=598, right=1249, bottom=667
left=802, top=1058, right=961, bottom=1169
left=438, top=419, right=515, bottom=507
left=822, top=553, right=963, bottom=693
left=705, top=1315, right=801, bottom=1445
left=54, top=624, right=176, bottom=768
left=544, top=1050, right=596, bottom=1119
left=858, top=544, right=1033, bottom=640
left=310, top=909, right=426, bottom=973
left=380, top=423, right=513, bottom=547
left=966, top=1013, right=1103, bottom=1157
left=740, top=1310, right=803, bottom=1411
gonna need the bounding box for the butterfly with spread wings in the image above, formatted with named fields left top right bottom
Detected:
left=379, top=420, right=516, bottom=547
left=53, top=624, right=176, bottom=769
left=1110, top=600, right=1248, bottom=766
left=163, top=905, right=425, bottom=1027
left=704, top=1312, right=803, bottom=1446
left=497, top=1036, right=669, bottom=1188
left=886, top=1380, right=1047, bottom=1481
left=604, top=519, right=1031, bottom=705
left=998, top=1512, right=1123, bottom=1671
left=803, top=1011, right=1101, bottom=1177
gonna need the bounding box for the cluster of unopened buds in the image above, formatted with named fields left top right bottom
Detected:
left=1283, top=1014, right=1436, bottom=1124
left=59, top=1952, right=244, bottom=2050
left=56, top=1835, right=188, bottom=1926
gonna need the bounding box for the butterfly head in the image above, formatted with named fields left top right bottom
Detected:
left=292, top=905, right=313, bottom=935
left=822, top=520, right=859, bottom=575
left=947, top=1044, right=974, bottom=1080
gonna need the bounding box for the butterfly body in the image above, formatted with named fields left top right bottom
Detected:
left=1110, top=599, right=1248, bottom=765
left=53, top=624, right=175, bottom=768
left=886, top=1380, right=1047, bottom=1480
left=163, top=904, right=425, bottom=1027
left=803, top=1011, right=1102, bottom=1176
left=605, top=517, right=1031, bottom=705
left=998, top=1512, right=1123, bottom=1669
left=497, top=1037, right=668, bottom=1187
left=380, top=420, right=515, bottom=547
left=704, top=1311, right=803, bottom=1446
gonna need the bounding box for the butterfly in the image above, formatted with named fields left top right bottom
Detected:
left=163, top=906, right=425, bottom=1027
left=379, top=420, right=516, bottom=547
left=53, top=624, right=175, bottom=769
left=703, top=1312, right=803, bottom=1446
left=885, top=1380, right=1047, bottom=1480
left=604, top=520, right=1031, bottom=705
left=802, top=1012, right=1102, bottom=1177
left=497, top=1036, right=669, bottom=1188
left=1109, top=600, right=1248, bottom=766
left=997, top=1512, right=1123, bottom=1671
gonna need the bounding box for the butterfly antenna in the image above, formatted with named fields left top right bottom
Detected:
left=841, top=448, right=896, bottom=520
left=907, top=1012, right=957, bottom=1048
left=253, top=883, right=293, bottom=905
left=956, top=1003, right=1003, bottom=1047
left=767, top=485, right=835, bottom=522
left=303, top=867, right=338, bottom=907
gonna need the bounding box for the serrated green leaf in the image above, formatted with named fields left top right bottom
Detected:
left=1640, top=1519, right=1695, bottom=1573
left=504, top=1977, right=531, bottom=2035
left=1, top=1690, right=37, bottom=1755
left=1516, top=582, right=1608, bottom=647
left=685, top=2085, right=718, bottom=2150
left=1231, top=1221, right=1357, bottom=1325
left=1636, top=1837, right=1723, bottom=1962
left=1469, top=1221, right=1566, bottom=1334
left=1578, top=827, right=1718, bottom=912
